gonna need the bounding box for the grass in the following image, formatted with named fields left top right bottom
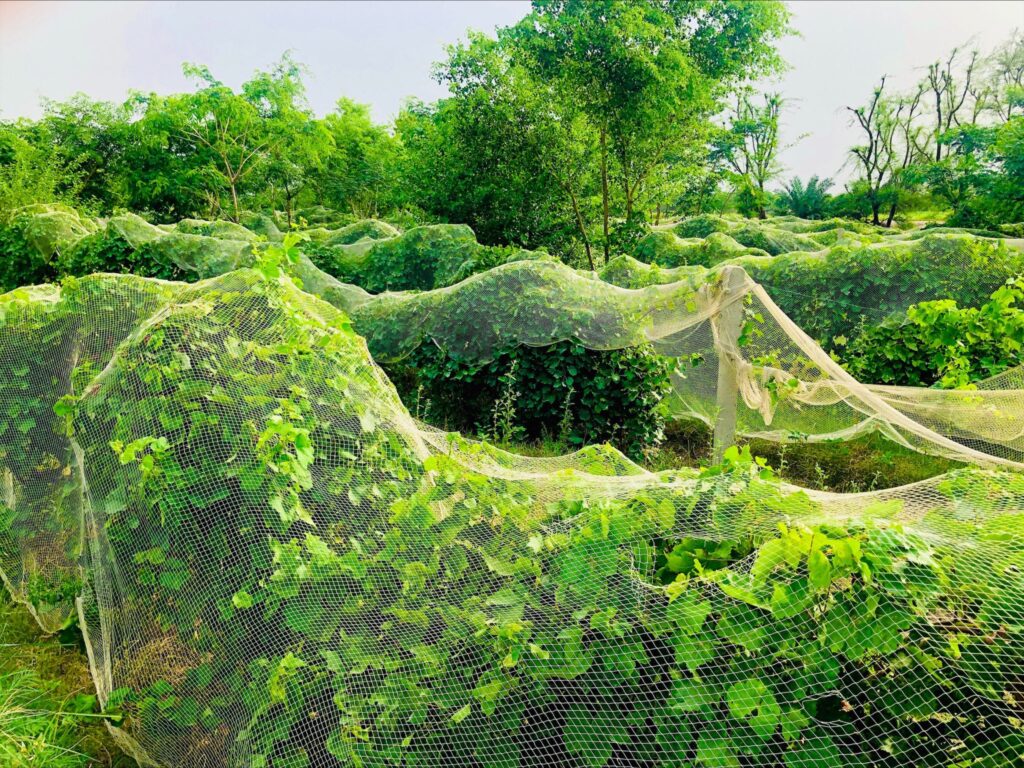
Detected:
left=0, top=592, right=135, bottom=767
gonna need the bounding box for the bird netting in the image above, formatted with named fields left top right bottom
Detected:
left=1, top=211, right=1023, bottom=768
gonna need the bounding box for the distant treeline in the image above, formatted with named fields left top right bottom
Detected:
left=1, top=1, right=1021, bottom=266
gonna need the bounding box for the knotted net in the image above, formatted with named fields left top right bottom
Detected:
left=0, top=217, right=1023, bottom=767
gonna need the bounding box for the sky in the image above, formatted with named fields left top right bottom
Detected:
left=1, top=0, right=1022, bottom=184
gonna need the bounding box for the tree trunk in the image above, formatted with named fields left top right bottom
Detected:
left=655, top=202, right=661, bottom=227
left=229, top=181, right=241, bottom=223
left=871, top=200, right=881, bottom=226
left=600, top=126, right=610, bottom=264
left=567, top=186, right=594, bottom=271
left=884, top=202, right=897, bottom=228
left=622, top=172, right=633, bottom=220
left=284, top=179, right=293, bottom=228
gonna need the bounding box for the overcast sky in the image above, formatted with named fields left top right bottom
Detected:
left=1, top=1, right=1022, bottom=184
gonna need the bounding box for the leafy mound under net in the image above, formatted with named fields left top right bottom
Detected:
left=2, top=259, right=1024, bottom=768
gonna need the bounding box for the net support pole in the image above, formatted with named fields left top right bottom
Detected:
left=712, top=266, right=746, bottom=464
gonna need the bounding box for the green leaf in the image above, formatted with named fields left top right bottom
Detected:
left=726, top=678, right=780, bottom=739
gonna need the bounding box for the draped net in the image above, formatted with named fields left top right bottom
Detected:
left=1, top=209, right=1023, bottom=767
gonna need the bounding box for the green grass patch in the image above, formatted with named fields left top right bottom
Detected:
left=0, top=592, right=135, bottom=767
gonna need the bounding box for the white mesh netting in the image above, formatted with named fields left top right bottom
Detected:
left=1, top=211, right=1023, bottom=767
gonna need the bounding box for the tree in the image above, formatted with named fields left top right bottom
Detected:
left=426, top=29, right=599, bottom=265
left=716, top=91, right=790, bottom=219
left=161, top=57, right=315, bottom=222
left=425, top=0, right=791, bottom=261
left=0, top=122, right=78, bottom=218
left=35, top=95, right=130, bottom=210
left=776, top=175, right=833, bottom=219
left=244, top=54, right=330, bottom=226
left=846, top=77, right=929, bottom=226
left=914, top=116, right=1024, bottom=227
left=508, top=0, right=789, bottom=257
left=984, top=31, right=1024, bottom=121
left=923, top=46, right=981, bottom=160
left=311, top=99, right=401, bottom=219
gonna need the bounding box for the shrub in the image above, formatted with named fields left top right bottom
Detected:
left=633, top=231, right=702, bottom=267
left=3, top=268, right=1024, bottom=768
left=174, top=218, right=258, bottom=241
left=842, top=279, right=1024, bottom=387
left=0, top=217, right=53, bottom=290
left=674, top=214, right=731, bottom=239
left=748, top=234, right=1024, bottom=348
left=0, top=208, right=97, bottom=290
left=324, top=219, right=400, bottom=246
left=633, top=231, right=766, bottom=269
left=386, top=341, right=673, bottom=458
left=726, top=222, right=820, bottom=256
left=239, top=211, right=283, bottom=241
left=53, top=227, right=138, bottom=278
left=305, top=224, right=544, bottom=292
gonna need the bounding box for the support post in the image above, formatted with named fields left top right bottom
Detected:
left=712, top=266, right=747, bottom=464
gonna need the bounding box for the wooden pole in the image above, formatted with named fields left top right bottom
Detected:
left=712, top=266, right=747, bottom=464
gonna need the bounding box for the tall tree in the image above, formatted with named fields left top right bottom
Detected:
left=312, top=99, right=401, bottom=218
left=244, top=54, right=330, bottom=226
left=716, top=91, right=788, bottom=219
left=924, top=46, right=980, bottom=160
left=985, top=31, right=1024, bottom=121
left=509, top=0, right=789, bottom=257
left=846, top=77, right=928, bottom=226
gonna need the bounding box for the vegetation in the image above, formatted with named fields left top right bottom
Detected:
left=1, top=4, right=1024, bottom=768
left=0, top=593, right=133, bottom=767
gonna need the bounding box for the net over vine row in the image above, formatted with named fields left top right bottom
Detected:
left=0, top=214, right=1023, bottom=767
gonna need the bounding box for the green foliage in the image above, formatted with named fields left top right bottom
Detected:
left=916, top=117, right=1024, bottom=230
left=0, top=206, right=98, bottom=290
left=775, top=176, right=833, bottom=219
left=715, top=91, right=788, bottom=220
left=674, top=214, right=732, bottom=239
left=3, top=250, right=1024, bottom=768
left=633, top=230, right=767, bottom=268
left=323, top=218, right=399, bottom=246
left=0, top=595, right=131, bottom=768
left=726, top=222, right=820, bottom=256
left=306, top=223, right=541, bottom=292
left=387, top=341, right=673, bottom=458
left=0, top=125, right=79, bottom=220
left=748, top=233, right=1024, bottom=347
left=843, top=279, right=1024, bottom=387
left=308, top=99, right=403, bottom=220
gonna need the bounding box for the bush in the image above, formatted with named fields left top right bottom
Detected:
left=386, top=341, right=673, bottom=458
left=239, top=211, right=283, bottom=241
left=633, top=231, right=767, bottom=269
left=305, top=224, right=545, bottom=293
left=0, top=208, right=97, bottom=290
left=726, top=222, right=820, bottom=256
left=842, top=279, right=1024, bottom=387
left=673, top=214, right=731, bottom=239
left=633, top=231, right=701, bottom=267
left=3, top=268, right=1024, bottom=768
left=0, top=217, right=52, bottom=290
left=174, top=218, right=258, bottom=241
left=324, top=218, right=400, bottom=246
left=748, top=234, right=1024, bottom=348
left=54, top=227, right=139, bottom=277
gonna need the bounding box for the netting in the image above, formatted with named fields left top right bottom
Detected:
left=1, top=210, right=1024, bottom=767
